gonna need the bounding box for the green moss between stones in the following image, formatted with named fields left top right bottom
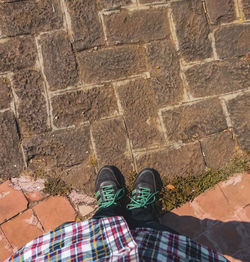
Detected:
left=43, top=176, right=71, bottom=196
left=41, top=157, right=248, bottom=206
left=126, top=157, right=249, bottom=214
left=159, top=158, right=249, bottom=212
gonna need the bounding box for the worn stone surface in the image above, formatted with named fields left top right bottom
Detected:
left=200, top=131, right=236, bottom=170
left=39, top=31, right=78, bottom=91
left=1, top=209, right=43, bottom=250
left=171, top=0, right=212, bottom=62
left=204, top=0, right=235, bottom=24
left=51, top=85, right=118, bottom=128
left=227, top=93, right=250, bottom=151
left=97, top=0, right=131, bottom=9
left=11, top=176, right=45, bottom=193
left=0, top=37, right=36, bottom=73
left=185, top=57, right=250, bottom=97
left=139, top=0, right=166, bottom=3
left=0, top=181, right=28, bottom=223
left=0, top=0, right=63, bottom=37
left=136, top=142, right=205, bottom=179
left=0, top=227, right=13, bottom=262
left=78, top=205, right=95, bottom=217
left=12, top=70, right=49, bottom=136
left=160, top=172, right=250, bottom=261
left=65, top=0, right=104, bottom=51
left=146, top=40, right=183, bottom=106
left=77, top=46, right=146, bottom=83
left=0, top=111, right=24, bottom=179
left=104, top=9, right=170, bottom=44
left=197, top=222, right=248, bottom=255
left=146, top=40, right=180, bottom=78
left=22, top=126, right=91, bottom=168
left=0, top=76, right=12, bottom=110
left=33, top=196, right=76, bottom=232
left=160, top=203, right=207, bottom=238
left=151, top=77, right=183, bottom=107
left=0, top=0, right=21, bottom=3
left=25, top=191, right=48, bottom=202
left=242, top=0, right=250, bottom=19
left=116, top=79, right=164, bottom=149
left=215, top=24, right=250, bottom=59
left=69, top=190, right=96, bottom=206
left=91, top=118, right=134, bottom=175
left=220, top=172, right=250, bottom=209
left=62, top=161, right=96, bottom=194
left=162, top=98, right=228, bottom=143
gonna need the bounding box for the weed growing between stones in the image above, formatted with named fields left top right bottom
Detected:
left=43, top=176, right=71, bottom=196
left=158, top=158, right=249, bottom=213
left=126, top=157, right=249, bottom=215
left=38, top=155, right=249, bottom=206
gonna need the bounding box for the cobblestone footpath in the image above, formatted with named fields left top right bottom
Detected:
left=0, top=0, right=250, bottom=191
left=0, top=172, right=249, bottom=261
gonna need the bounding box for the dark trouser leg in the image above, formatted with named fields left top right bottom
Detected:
left=126, top=208, right=178, bottom=234
left=92, top=204, right=128, bottom=220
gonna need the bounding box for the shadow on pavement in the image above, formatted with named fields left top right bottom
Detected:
left=160, top=212, right=250, bottom=261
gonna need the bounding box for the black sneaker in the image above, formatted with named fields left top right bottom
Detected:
left=127, top=168, right=162, bottom=210
left=95, top=165, right=126, bottom=210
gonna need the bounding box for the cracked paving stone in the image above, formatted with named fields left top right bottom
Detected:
left=0, top=0, right=63, bottom=37
left=91, top=118, right=134, bottom=176
left=0, top=37, right=36, bottom=73
left=214, top=24, right=250, bottom=59
left=162, top=98, right=228, bottom=143
left=0, top=76, right=12, bottom=110
left=185, top=57, right=250, bottom=97
left=136, top=142, right=205, bottom=179
left=39, top=31, right=78, bottom=91
left=0, top=111, right=24, bottom=179
left=171, top=0, right=212, bottom=62
left=2, top=209, right=43, bottom=250
left=12, top=69, right=49, bottom=136
left=104, top=8, right=170, bottom=44
left=51, top=85, right=118, bottom=128
left=65, top=0, right=104, bottom=51
left=116, top=78, right=164, bottom=149
left=227, top=93, right=250, bottom=151
left=76, top=45, right=146, bottom=84
left=22, top=126, right=91, bottom=169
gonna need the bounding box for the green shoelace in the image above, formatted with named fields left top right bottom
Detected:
left=127, top=187, right=159, bottom=210
left=96, top=185, right=125, bottom=210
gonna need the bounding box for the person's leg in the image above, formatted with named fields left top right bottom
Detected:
left=127, top=208, right=178, bottom=233
left=126, top=168, right=178, bottom=234
left=92, top=205, right=126, bottom=219
left=92, top=165, right=128, bottom=219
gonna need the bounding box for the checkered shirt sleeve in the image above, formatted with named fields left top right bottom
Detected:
left=5, top=216, right=229, bottom=262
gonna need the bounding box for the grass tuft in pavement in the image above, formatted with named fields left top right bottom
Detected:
left=126, top=157, right=249, bottom=214
left=158, top=158, right=249, bottom=212
left=43, top=176, right=71, bottom=196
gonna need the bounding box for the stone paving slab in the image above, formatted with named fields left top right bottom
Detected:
left=160, top=172, right=250, bottom=262
left=33, top=196, right=76, bottom=232
left=0, top=0, right=249, bottom=184
left=0, top=228, right=12, bottom=262
left=1, top=209, right=43, bottom=252
left=0, top=181, right=27, bottom=223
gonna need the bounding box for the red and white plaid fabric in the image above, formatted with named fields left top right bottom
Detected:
left=5, top=216, right=229, bottom=262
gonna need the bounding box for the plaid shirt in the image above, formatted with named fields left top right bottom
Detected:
left=5, top=216, right=228, bottom=262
